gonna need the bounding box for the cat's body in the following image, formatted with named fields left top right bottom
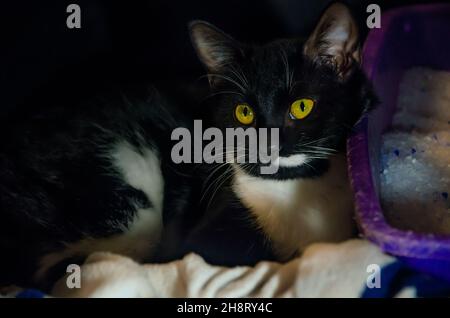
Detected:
left=0, top=85, right=197, bottom=288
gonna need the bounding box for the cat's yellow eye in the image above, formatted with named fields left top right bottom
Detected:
left=234, top=104, right=254, bottom=125
left=290, top=98, right=315, bottom=120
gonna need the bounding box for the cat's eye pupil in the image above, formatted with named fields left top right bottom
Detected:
left=300, top=101, right=305, bottom=112
left=235, top=104, right=254, bottom=125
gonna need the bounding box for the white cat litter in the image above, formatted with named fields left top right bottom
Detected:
left=380, top=67, right=450, bottom=235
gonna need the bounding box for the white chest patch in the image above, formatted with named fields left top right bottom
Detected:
left=36, top=141, right=165, bottom=282
left=232, top=155, right=355, bottom=260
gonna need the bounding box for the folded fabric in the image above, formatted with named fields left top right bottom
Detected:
left=5, top=239, right=448, bottom=298
left=51, top=239, right=413, bottom=298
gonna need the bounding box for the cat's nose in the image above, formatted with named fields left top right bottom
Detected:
left=279, top=143, right=294, bottom=157
left=279, top=128, right=298, bottom=156
left=256, top=127, right=282, bottom=156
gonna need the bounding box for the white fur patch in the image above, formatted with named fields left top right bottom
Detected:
left=36, top=141, right=164, bottom=282
left=112, top=142, right=164, bottom=213
left=232, top=155, right=354, bottom=260
left=275, top=154, right=308, bottom=168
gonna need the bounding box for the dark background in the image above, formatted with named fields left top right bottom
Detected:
left=2, top=0, right=440, bottom=116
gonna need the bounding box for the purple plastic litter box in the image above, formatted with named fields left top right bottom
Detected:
left=347, top=4, right=450, bottom=281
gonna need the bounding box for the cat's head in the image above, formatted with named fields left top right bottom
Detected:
left=189, top=2, right=376, bottom=179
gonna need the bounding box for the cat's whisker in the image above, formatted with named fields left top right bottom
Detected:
left=227, top=64, right=249, bottom=89
left=305, top=146, right=336, bottom=152
left=202, top=153, right=247, bottom=206
left=306, top=144, right=336, bottom=150
left=303, top=148, right=336, bottom=156
left=203, top=147, right=251, bottom=164
left=303, top=161, right=318, bottom=173
left=295, top=136, right=332, bottom=148
left=280, top=47, right=295, bottom=94
left=307, top=148, right=337, bottom=155
left=200, top=152, right=248, bottom=202
left=203, top=150, right=239, bottom=162
left=202, top=162, right=229, bottom=186
left=205, top=165, right=236, bottom=212
left=289, top=149, right=333, bottom=160
left=303, top=151, right=334, bottom=158
left=290, top=151, right=329, bottom=159
left=237, top=65, right=250, bottom=88
left=201, top=170, right=228, bottom=204
left=202, top=90, right=244, bottom=103
left=305, top=156, right=329, bottom=160
left=289, top=69, right=295, bottom=94
left=202, top=154, right=238, bottom=183
left=280, top=49, right=290, bottom=92
left=204, top=74, right=247, bottom=93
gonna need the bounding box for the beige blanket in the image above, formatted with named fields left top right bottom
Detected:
left=52, top=239, right=405, bottom=298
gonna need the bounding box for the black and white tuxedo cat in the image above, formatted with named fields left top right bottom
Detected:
left=184, top=3, right=376, bottom=264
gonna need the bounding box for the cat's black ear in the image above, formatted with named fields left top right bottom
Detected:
left=189, top=21, right=243, bottom=74
left=304, top=2, right=361, bottom=80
